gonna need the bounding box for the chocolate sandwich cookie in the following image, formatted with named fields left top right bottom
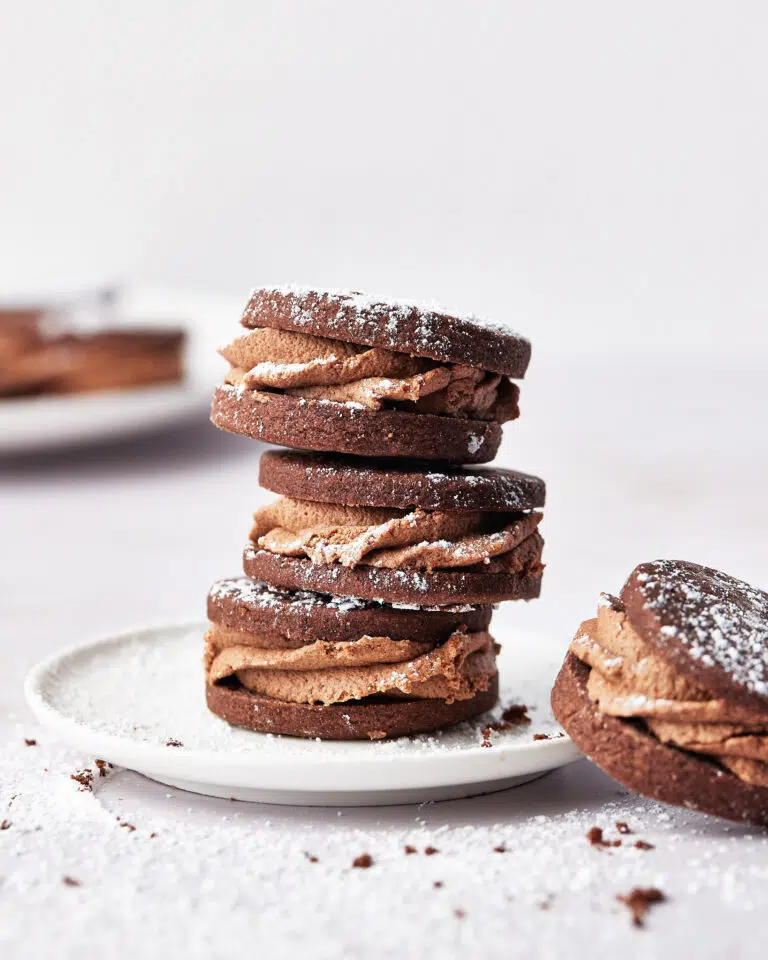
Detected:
left=552, top=560, right=768, bottom=825
left=211, top=287, right=531, bottom=463
left=242, top=451, right=546, bottom=605
left=205, top=577, right=498, bottom=739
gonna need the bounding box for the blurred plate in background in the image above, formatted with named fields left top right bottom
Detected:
left=0, top=285, right=240, bottom=454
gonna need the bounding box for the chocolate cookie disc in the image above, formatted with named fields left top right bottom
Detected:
left=621, top=559, right=768, bottom=712
left=243, top=547, right=542, bottom=606
left=259, top=450, right=546, bottom=512
left=206, top=673, right=498, bottom=741
left=211, top=386, right=503, bottom=464
left=208, top=577, right=493, bottom=644
left=242, top=287, right=531, bottom=377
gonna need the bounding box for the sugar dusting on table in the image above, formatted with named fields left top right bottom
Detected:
left=2, top=730, right=768, bottom=959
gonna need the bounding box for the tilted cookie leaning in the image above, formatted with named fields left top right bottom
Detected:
left=211, top=287, right=531, bottom=463
left=552, top=559, right=768, bottom=826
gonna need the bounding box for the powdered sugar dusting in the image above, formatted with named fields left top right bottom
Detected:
left=210, top=578, right=480, bottom=615
left=252, top=286, right=526, bottom=341
left=631, top=560, right=768, bottom=699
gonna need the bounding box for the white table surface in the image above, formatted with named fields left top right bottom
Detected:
left=1, top=354, right=767, bottom=959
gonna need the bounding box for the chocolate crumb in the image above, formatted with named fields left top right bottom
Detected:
left=617, top=887, right=666, bottom=927
left=70, top=770, right=94, bottom=791
left=62, top=876, right=80, bottom=887
left=24, top=739, right=37, bottom=747
left=493, top=844, right=506, bottom=853
left=165, top=739, right=183, bottom=748
left=117, top=820, right=136, bottom=832
left=635, top=840, right=655, bottom=851
left=616, top=822, right=632, bottom=835
left=404, top=845, right=417, bottom=855
left=587, top=826, right=621, bottom=849
left=433, top=881, right=444, bottom=889
left=482, top=704, right=532, bottom=742
left=304, top=852, right=319, bottom=863
left=501, top=703, right=531, bottom=725
left=424, top=846, right=439, bottom=855
left=533, top=733, right=549, bottom=741
left=94, top=759, right=112, bottom=778
left=149, top=833, right=157, bottom=839
left=352, top=854, right=373, bottom=868
left=454, top=908, right=466, bottom=919
left=1, top=820, right=11, bottom=831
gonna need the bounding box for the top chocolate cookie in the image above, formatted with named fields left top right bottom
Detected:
left=242, top=287, right=531, bottom=377
left=622, top=559, right=768, bottom=711
left=210, top=287, right=531, bottom=463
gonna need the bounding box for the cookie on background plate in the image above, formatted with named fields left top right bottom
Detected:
left=211, top=287, right=531, bottom=463
left=243, top=450, right=546, bottom=605
left=552, top=559, right=768, bottom=826
left=205, top=577, right=498, bottom=740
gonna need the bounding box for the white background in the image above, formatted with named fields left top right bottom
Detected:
left=2, top=1, right=767, bottom=358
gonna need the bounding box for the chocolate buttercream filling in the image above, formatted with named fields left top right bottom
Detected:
left=219, top=326, right=519, bottom=422
left=249, top=497, right=544, bottom=574
left=570, top=595, right=768, bottom=787
left=206, top=623, right=497, bottom=706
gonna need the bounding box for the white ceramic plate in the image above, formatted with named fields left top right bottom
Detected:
left=25, top=622, right=580, bottom=806
left=0, top=285, right=239, bottom=454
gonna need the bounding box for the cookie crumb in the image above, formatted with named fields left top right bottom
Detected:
left=587, top=826, right=621, bottom=848
left=24, top=739, right=37, bottom=747
left=533, top=733, right=549, bottom=741
left=352, top=854, right=373, bottom=868
left=617, top=887, right=666, bottom=927
left=616, top=822, right=632, bottom=835
left=62, top=876, right=80, bottom=887
left=493, top=844, right=506, bottom=853
left=94, top=759, right=112, bottom=778
left=70, top=769, right=94, bottom=791
left=117, top=819, right=136, bottom=832
left=0, top=820, right=10, bottom=831
left=501, top=703, right=531, bottom=725
left=404, top=845, right=417, bottom=855
left=165, top=739, right=183, bottom=748
left=454, top=908, right=466, bottom=919
left=424, top=846, right=439, bottom=855
left=433, top=881, right=443, bottom=889
left=635, top=840, right=655, bottom=851
left=304, top=852, right=319, bottom=863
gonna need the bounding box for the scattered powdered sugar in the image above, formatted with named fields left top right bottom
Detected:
left=2, top=728, right=768, bottom=959
left=466, top=434, right=484, bottom=455
left=250, top=285, right=528, bottom=342
left=634, top=560, right=768, bottom=699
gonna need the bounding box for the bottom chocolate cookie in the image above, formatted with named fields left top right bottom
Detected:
left=207, top=674, right=498, bottom=741
left=552, top=654, right=768, bottom=827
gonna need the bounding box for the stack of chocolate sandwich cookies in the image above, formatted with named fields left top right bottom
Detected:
left=207, top=288, right=546, bottom=740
